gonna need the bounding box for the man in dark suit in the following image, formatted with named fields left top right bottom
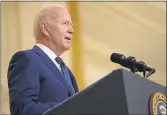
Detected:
left=7, top=4, right=79, bottom=115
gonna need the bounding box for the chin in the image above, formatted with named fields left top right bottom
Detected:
left=64, top=46, right=70, bottom=51
left=62, top=43, right=71, bottom=51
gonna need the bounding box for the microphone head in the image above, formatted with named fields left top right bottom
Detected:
left=110, top=53, right=126, bottom=63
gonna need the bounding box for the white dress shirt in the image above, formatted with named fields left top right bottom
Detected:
left=36, top=43, right=62, bottom=72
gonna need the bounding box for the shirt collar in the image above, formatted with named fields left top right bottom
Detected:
left=36, top=43, right=57, bottom=60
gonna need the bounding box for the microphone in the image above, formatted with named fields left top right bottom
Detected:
left=110, top=53, right=155, bottom=77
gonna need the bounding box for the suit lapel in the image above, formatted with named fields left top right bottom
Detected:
left=32, top=45, right=73, bottom=94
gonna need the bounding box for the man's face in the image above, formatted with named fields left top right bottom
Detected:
left=47, top=8, right=74, bottom=53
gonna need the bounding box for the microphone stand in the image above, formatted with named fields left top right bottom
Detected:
left=126, top=56, right=152, bottom=78
left=126, top=56, right=139, bottom=73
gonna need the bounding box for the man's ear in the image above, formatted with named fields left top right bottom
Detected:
left=40, top=21, right=49, bottom=36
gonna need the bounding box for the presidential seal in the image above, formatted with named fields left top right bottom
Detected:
left=150, top=92, right=166, bottom=115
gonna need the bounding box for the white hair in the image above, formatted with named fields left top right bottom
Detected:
left=33, top=4, right=65, bottom=39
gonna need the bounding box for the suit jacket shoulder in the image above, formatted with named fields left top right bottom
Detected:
left=7, top=46, right=79, bottom=115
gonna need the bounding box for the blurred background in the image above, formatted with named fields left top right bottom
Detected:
left=1, top=1, right=166, bottom=114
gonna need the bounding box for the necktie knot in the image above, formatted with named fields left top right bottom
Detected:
left=55, top=57, right=64, bottom=65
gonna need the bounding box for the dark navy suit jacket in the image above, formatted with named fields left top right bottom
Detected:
left=7, top=45, right=79, bottom=115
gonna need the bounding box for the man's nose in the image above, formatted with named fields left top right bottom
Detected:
left=68, top=26, right=74, bottom=34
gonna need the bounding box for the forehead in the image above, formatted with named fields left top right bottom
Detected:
left=51, top=8, right=72, bottom=22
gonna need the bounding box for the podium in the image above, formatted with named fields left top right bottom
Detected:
left=44, top=69, right=166, bottom=115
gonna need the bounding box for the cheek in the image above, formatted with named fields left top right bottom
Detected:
left=52, top=31, right=64, bottom=44
left=50, top=25, right=66, bottom=42
left=50, top=29, right=60, bottom=39
left=54, top=27, right=65, bottom=37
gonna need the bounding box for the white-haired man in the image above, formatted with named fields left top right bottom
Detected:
left=7, top=4, right=79, bottom=115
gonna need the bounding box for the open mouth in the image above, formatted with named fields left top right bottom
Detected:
left=65, top=37, right=71, bottom=40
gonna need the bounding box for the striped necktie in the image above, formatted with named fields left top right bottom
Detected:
left=55, top=57, right=75, bottom=95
